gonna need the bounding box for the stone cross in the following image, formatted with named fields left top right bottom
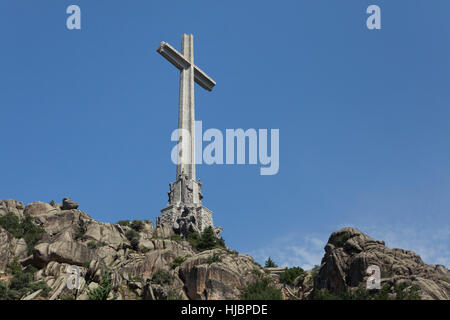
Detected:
left=157, top=34, right=216, bottom=182
left=157, top=34, right=220, bottom=236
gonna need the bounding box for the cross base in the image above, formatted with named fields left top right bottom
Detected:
left=159, top=204, right=221, bottom=237
left=167, top=173, right=203, bottom=206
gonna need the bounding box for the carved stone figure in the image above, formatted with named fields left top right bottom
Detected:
left=168, top=182, right=175, bottom=203
left=185, top=176, right=193, bottom=203
left=197, top=179, right=203, bottom=202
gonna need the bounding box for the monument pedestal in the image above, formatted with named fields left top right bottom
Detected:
left=158, top=173, right=221, bottom=237
left=159, top=204, right=215, bottom=234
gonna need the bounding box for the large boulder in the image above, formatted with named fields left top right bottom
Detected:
left=31, top=240, right=93, bottom=268
left=62, top=198, right=79, bottom=210
left=24, top=201, right=56, bottom=217
left=179, top=249, right=260, bottom=300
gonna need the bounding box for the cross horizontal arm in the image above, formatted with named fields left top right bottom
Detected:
left=157, top=42, right=190, bottom=70
left=157, top=42, right=216, bottom=91
left=194, top=66, right=216, bottom=92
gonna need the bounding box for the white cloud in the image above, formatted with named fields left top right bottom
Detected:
left=247, top=233, right=327, bottom=270
left=359, top=224, right=450, bottom=268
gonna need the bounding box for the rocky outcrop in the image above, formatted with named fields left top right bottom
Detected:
left=0, top=198, right=262, bottom=300
left=1, top=199, right=449, bottom=300
left=0, top=200, right=31, bottom=271
left=0, top=199, right=25, bottom=220
left=24, top=201, right=56, bottom=217
left=0, top=228, right=28, bottom=271
left=315, top=227, right=450, bottom=300
left=180, top=250, right=259, bottom=300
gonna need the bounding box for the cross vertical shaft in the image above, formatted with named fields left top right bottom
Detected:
left=177, top=34, right=196, bottom=181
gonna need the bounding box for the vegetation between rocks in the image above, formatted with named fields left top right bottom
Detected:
left=167, top=289, right=183, bottom=300
left=279, top=266, right=305, bottom=286
left=87, top=241, right=107, bottom=250
left=207, top=253, right=222, bottom=265
left=74, top=220, right=87, bottom=241
left=0, top=211, right=44, bottom=255
left=171, top=256, right=187, bottom=269
left=309, top=283, right=421, bottom=300
left=151, top=269, right=173, bottom=285
left=125, top=229, right=140, bottom=250
left=87, top=268, right=116, bottom=300
left=170, top=234, right=183, bottom=242
left=241, top=277, right=283, bottom=300
left=187, top=226, right=226, bottom=252
left=0, top=259, right=50, bottom=300
left=117, top=219, right=145, bottom=232
left=264, top=257, right=277, bottom=268
left=117, top=220, right=131, bottom=227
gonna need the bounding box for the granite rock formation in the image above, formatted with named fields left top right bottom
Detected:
left=0, top=199, right=448, bottom=300
left=0, top=199, right=260, bottom=300
left=314, top=227, right=450, bottom=300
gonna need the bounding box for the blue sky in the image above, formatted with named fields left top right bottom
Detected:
left=1, top=1, right=449, bottom=269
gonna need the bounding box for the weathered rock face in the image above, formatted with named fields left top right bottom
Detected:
left=1, top=199, right=449, bottom=300
left=0, top=199, right=25, bottom=220
left=0, top=200, right=32, bottom=271
left=315, top=227, right=450, bottom=300
left=62, top=198, right=79, bottom=210
left=0, top=198, right=262, bottom=300
left=24, top=201, right=56, bottom=217
left=180, top=250, right=259, bottom=300
left=0, top=228, right=28, bottom=271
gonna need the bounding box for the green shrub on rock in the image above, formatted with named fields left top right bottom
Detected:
left=22, top=215, right=45, bottom=255
left=187, top=226, right=226, bottom=252
left=3, top=259, right=50, bottom=300
left=309, top=283, right=422, bottom=300
left=117, top=220, right=131, bottom=227
left=0, top=212, right=22, bottom=238
left=171, top=256, right=187, bottom=269
left=167, top=289, right=182, bottom=300
left=308, top=288, right=341, bottom=300
left=87, top=268, right=116, bottom=300
left=125, top=229, right=140, bottom=250
left=130, top=220, right=145, bottom=232
left=241, top=277, right=282, bottom=300
left=74, top=220, right=87, bottom=241
left=170, top=234, right=183, bottom=242
left=393, top=283, right=421, bottom=300
left=279, top=266, right=305, bottom=286
left=151, top=269, right=172, bottom=285
left=264, top=257, right=278, bottom=268
left=207, top=253, right=222, bottom=265
left=87, top=241, right=107, bottom=250
left=0, top=212, right=44, bottom=255
left=0, top=281, right=9, bottom=300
